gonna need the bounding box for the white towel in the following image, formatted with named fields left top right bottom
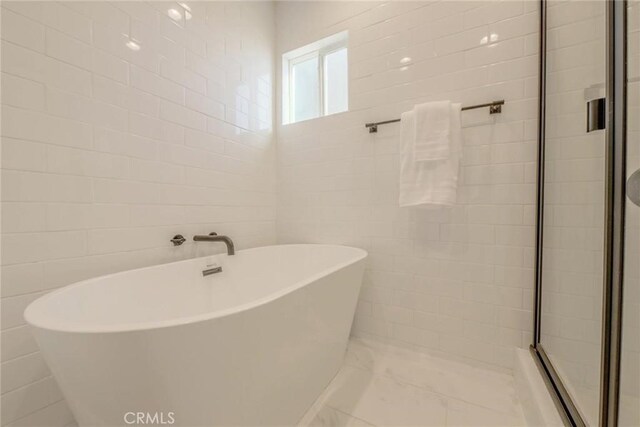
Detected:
left=399, top=103, right=462, bottom=207
left=414, top=101, right=451, bottom=162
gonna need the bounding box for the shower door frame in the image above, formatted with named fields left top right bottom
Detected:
left=530, top=0, right=628, bottom=426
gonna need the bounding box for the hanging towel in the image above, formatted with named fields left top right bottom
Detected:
left=399, top=102, right=462, bottom=207
left=414, top=101, right=451, bottom=162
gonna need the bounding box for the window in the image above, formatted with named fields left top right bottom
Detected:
left=283, top=31, right=348, bottom=124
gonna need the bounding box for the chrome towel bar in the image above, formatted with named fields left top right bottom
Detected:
left=364, top=100, right=505, bottom=133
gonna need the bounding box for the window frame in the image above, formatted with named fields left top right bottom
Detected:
left=283, top=32, right=348, bottom=125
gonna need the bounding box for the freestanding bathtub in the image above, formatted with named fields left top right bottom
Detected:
left=24, top=244, right=367, bottom=426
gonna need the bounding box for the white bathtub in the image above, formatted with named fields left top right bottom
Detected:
left=24, top=244, right=367, bottom=426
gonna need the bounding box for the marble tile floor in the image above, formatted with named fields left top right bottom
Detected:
left=299, top=338, right=527, bottom=427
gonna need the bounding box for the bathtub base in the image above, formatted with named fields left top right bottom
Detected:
left=31, top=250, right=365, bottom=426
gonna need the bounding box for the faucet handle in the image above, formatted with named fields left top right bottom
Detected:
left=170, top=234, right=186, bottom=246
left=208, top=232, right=218, bottom=236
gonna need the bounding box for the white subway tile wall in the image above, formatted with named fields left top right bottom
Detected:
left=1, top=2, right=276, bottom=425
left=276, top=1, right=539, bottom=371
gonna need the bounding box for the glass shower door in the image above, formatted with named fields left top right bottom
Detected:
left=536, top=0, right=638, bottom=425
left=539, top=1, right=607, bottom=424
left=620, top=1, right=640, bottom=425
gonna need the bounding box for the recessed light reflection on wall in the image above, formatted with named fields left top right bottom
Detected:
left=169, top=3, right=192, bottom=23
left=178, top=2, right=193, bottom=20
left=168, top=8, right=182, bottom=21
left=123, top=17, right=141, bottom=51
left=126, top=39, right=141, bottom=51
left=480, top=33, right=499, bottom=45
left=399, top=57, right=413, bottom=71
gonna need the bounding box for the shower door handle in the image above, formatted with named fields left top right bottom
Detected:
left=586, top=98, right=606, bottom=132
left=628, top=169, right=640, bottom=207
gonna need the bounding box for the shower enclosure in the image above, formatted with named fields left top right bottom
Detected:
left=532, top=0, right=638, bottom=426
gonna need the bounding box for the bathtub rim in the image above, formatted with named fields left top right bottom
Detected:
left=23, top=244, right=367, bottom=335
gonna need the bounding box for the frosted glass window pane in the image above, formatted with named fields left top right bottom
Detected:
left=292, top=56, right=319, bottom=122
left=324, top=48, right=348, bottom=115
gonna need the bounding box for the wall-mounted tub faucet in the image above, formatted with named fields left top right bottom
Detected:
left=193, top=232, right=235, bottom=255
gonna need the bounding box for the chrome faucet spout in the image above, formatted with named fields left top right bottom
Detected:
left=193, top=232, right=235, bottom=255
